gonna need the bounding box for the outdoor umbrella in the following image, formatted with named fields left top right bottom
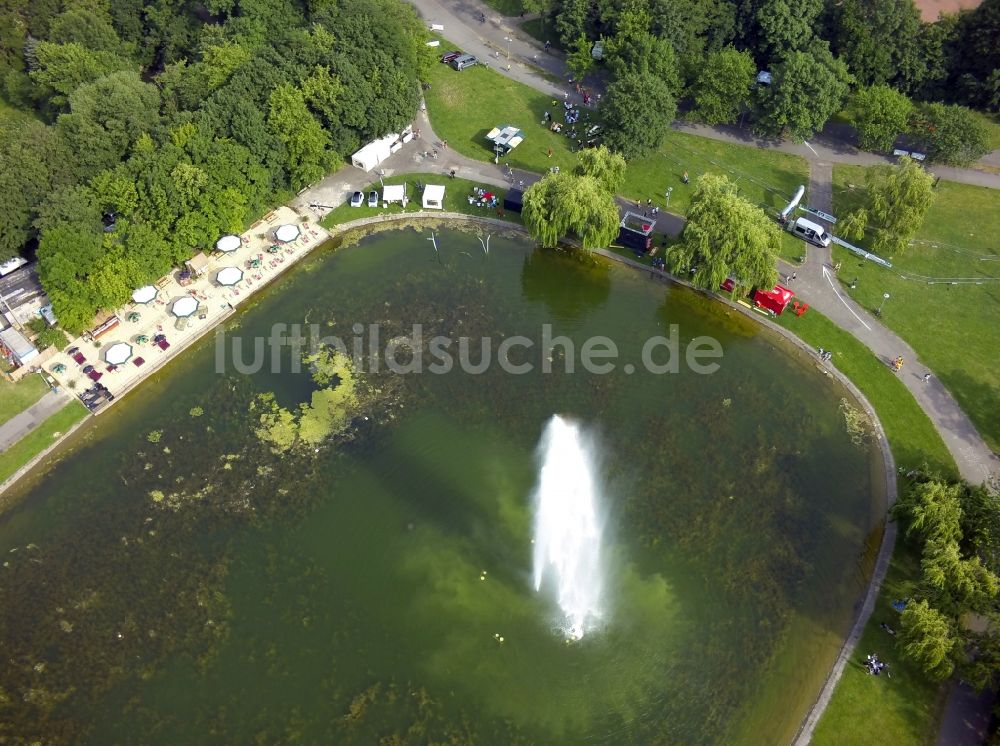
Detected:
left=275, top=224, right=300, bottom=242
left=82, top=365, right=94, bottom=374
left=216, top=234, right=241, bottom=252
left=127, top=311, right=141, bottom=323
left=134, top=335, right=149, bottom=344
left=267, top=245, right=281, bottom=254
left=216, top=266, right=243, bottom=286
left=132, top=285, right=157, bottom=304
left=105, top=342, right=133, bottom=366
left=250, top=258, right=262, bottom=268
left=52, top=363, right=66, bottom=374
left=172, top=296, right=199, bottom=318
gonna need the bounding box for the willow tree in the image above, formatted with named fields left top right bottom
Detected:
left=839, top=156, right=934, bottom=255
left=522, top=172, right=620, bottom=250
left=668, top=173, right=779, bottom=294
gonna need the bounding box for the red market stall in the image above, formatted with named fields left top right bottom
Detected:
left=752, top=284, right=794, bottom=315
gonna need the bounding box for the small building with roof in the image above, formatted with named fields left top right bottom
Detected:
left=617, top=211, right=656, bottom=253
left=0, top=326, right=39, bottom=367
left=422, top=184, right=445, bottom=210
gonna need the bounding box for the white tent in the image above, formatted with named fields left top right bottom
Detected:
left=216, top=267, right=243, bottom=286
left=216, top=234, right=241, bottom=252
left=105, top=342, right=133, bottom=365
left=132, top=285, right=157, bottom=304
left=275, top=224, right=299, bottom=242
left=172, top=296, right=199, bottom=318
left=351, top=134, right=396, bottom=172
left=383, top=184, right=407, bottom=205
left=423, top=184, right=445, bottom=210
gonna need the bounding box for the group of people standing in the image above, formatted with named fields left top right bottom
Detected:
left=865, top=652, right=890, bottom=677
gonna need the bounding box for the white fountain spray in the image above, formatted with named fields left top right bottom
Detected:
left=532, top=415, right=606, bottom=640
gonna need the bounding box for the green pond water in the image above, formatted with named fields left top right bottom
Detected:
left=0, top=227, right=885, bottom=745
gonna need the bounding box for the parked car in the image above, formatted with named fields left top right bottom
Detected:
left=350, top=191, right=364, bottom=207
left=441, top=51, right=461, bottom=64
left=450, top=54, right=478, bottom=71
left=368, top=190, right=379, bottom=207
left=789, top=216, right=831, bottom=248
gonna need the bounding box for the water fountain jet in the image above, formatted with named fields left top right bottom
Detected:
left=532, top=415, right=606, bottom=639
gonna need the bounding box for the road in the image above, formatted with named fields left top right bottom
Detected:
left=0, top=389, right=70, bottom=454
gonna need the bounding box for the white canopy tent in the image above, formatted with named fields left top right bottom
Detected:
left=216, top=234, right=241, bottom=252
left=132, top=285, right=157, bottom=304
left=351, top=133, right=396, bottom=172
left=105, top=342, right=133, bottom=365
left=275, top=224, right=299, bottom=242
left=172, top=296, right=200, bottom=318
left=422, top=184, right=445, bottom=210
left=216, top=267, right=243, bottom=286
left=215, top=267, right=243, bottom=286
left=383, top=184, right=407, bottom=205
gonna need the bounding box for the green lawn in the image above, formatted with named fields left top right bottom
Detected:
left=831, top=166, right=1000, bottom=452
left=0, top=401, right=88, bottom=485
left=811, top=542, right=946, bottom=746
left=424, top=56, right=809, bottom=261
left=772, top=308, right=955, bottom=745
left=0, top=375, right=49, bottom=426
left=480, top=0, right=523, bottom=15
left=774, top=308, right=956, bottom=476
left=320, top=173, right=522, bottom=229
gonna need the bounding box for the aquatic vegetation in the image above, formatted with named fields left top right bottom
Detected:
left=0, top=228, right=883, bottom=745
left=146, top=430, right=162, bottom=443
left=840, top=398, right=874, bottom=445
left=254, top=347, right=364, bottom=454
left=189, top=406, right=204, bottom=417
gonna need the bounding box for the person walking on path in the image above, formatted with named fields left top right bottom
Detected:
left=923, top=373, right=932, bottom=383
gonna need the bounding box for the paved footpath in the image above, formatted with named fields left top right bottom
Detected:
left=0, top=389, right=71, bottom=453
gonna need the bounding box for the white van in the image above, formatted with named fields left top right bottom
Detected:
left=790, top=217, right=831, bottom=248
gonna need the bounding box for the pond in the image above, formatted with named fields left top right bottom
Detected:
left=0, top=226, right=885, bottom=745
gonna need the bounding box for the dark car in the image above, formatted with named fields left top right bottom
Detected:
left=350, top=190, right=364, bottom=207
left=440, top=51, right=461, bottom=64
left=368, top=190, right=379, bottom=207
left=450, top=54, right=478, bottom=71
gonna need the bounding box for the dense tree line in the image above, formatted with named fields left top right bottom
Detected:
left=0, top=0, right=428, bottom=333
left=891, top=474, right=1000, bottom=687
left=538, top=0, right=999, bottom=159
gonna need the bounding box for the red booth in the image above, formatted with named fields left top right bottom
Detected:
left=752, top=284, right=794, bottom=315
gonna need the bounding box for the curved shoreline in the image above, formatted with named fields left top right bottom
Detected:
left=0, top=210, right=897, bottom=742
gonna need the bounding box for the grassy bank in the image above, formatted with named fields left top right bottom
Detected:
left=0, top=376, right=48, bottom=426
left=0, top=402, right=88, bottom=485
left=319, top=173, right=523, bottom=229
left=831, top=166, right=1000, bottom=452
left=811, top=543, right=946, bottom=746
left=773, top=307, right=955, bottom=744
left=774, top=309, right=955, bottom=476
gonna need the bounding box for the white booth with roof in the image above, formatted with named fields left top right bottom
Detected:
left=422, top=184, right=445, bottom=210
left=382, top=184, right=407, bottom=207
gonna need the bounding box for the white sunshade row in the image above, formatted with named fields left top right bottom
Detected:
left=132, top=285, right=157, bottom=304
left=172, top=296, right=199, bottom=317
left=275, top=224, right=299, bottom=242
left=216, top=267, right=243, bottom=286
left=216, top=235, right=241, bottom=252
left=105, top=342, right=133, bottom=365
